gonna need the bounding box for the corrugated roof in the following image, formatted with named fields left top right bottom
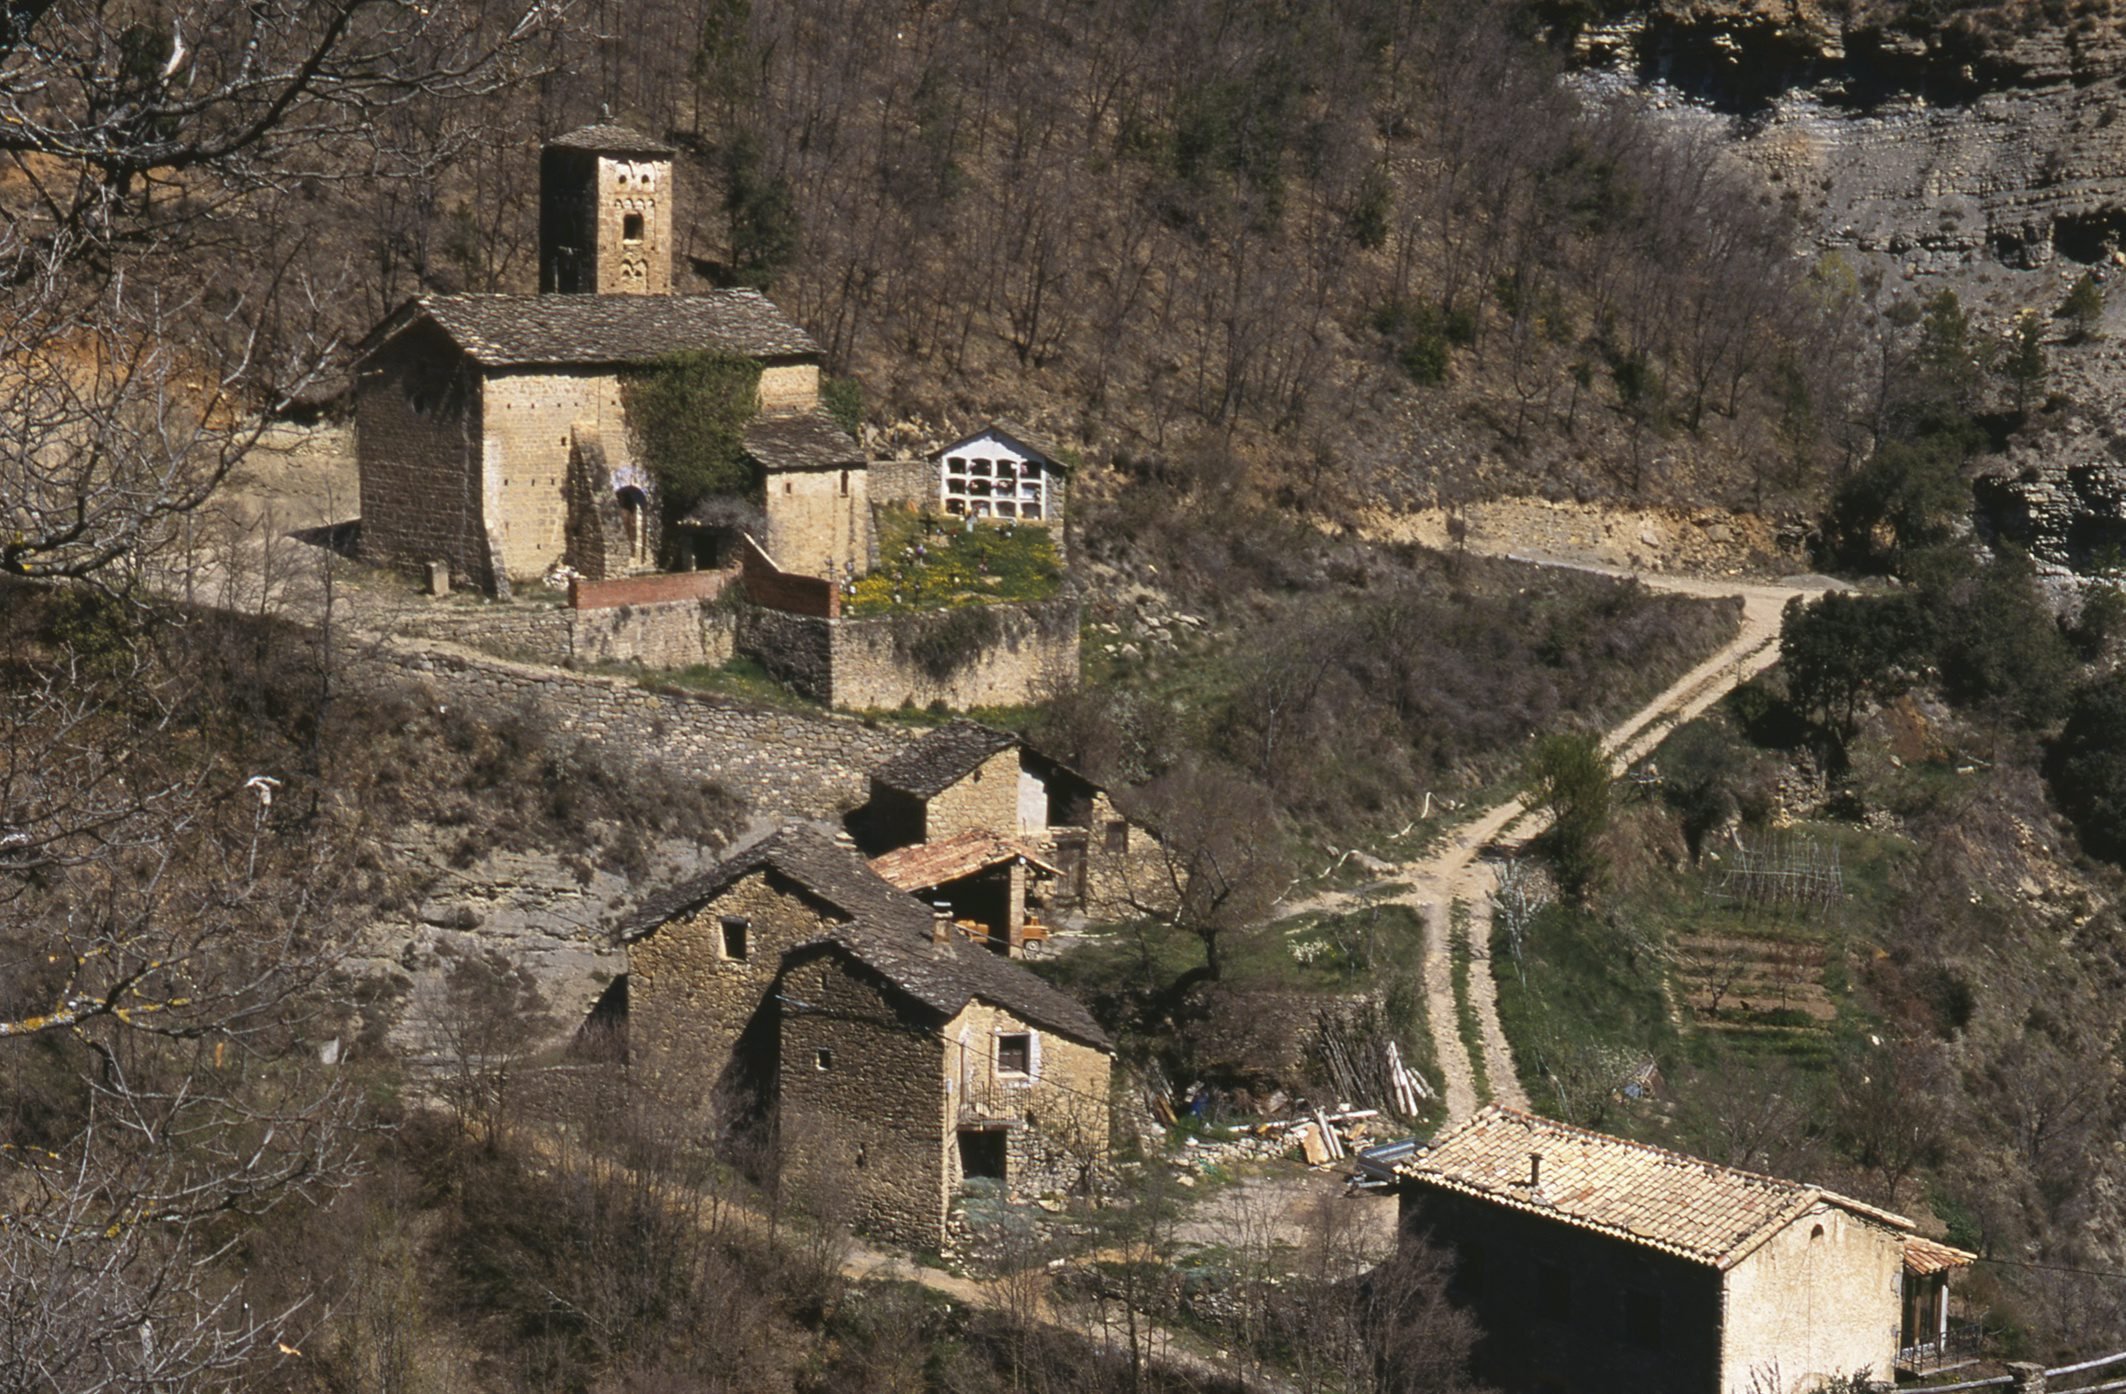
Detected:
left=548, top=122, right=676, bottom=157
left=870, top=830, right=1061, bottom=891
left=934, top=418, right=1074, bottom=469
left=1904, top=1235, right=1977, bottom=1277
left=1397, top=1107, right=1913, bottom=1270
left=364, top=290, right=817, bottom=368
left=869, top=721, right=1020, bottom=800
left=746, top=410, right=862, bottom=472
left=617, top=824, right=1109, bottom=1049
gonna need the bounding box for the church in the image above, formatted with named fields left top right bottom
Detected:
left=353, top=123, right=867, bottom=594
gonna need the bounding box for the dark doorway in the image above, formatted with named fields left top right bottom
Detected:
left=958, top=1127, right=1007, bottom=1182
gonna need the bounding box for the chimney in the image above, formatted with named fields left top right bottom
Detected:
left=1529, top=1152, right=1543, bottom=1188
left=932, top=904, right=952, bottom=946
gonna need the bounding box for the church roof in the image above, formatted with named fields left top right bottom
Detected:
left=548, top=122, right=676, bottom=157
left=869, top=721, right=1020, bottom=800
left=617, top=823, right=1110, bottom=1049
left=1397, top=1106, right=1913, bottom=1270
left=363, top=290, right=817, bottom=368
left=745, top=410, right=863, bottom=472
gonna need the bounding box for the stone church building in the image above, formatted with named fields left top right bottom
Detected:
left=354, top=123, right=864, bottom=593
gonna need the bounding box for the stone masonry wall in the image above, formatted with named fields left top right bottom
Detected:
left=736, top=606, right=835, bottom=701
left=570, top=596, right=736, bottom=670
left=869, top=458, right=933, bottom=509
left=627, top=871, right=842, bottom=1139
left=591, top=154, right=674, bottom=296
left=759, top=362, right=820, bottom=412
left=825, top=598, right=1081, bottom=712
left=485, top=368, right=637, bottom=583
left=777, top=946, right=952, bottom=1249
left=925, top=748, right=1023, bottom=843
left=356, top=321, right=491, bottom=588
left=765, top=464, right=869, bottom=580
left=359, top=637, right=909, bottom=816
left=944, top=1000, right=1111, bottom=1201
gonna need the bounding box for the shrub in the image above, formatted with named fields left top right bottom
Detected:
left=2046, top=673, right=2126, bottom=864
left=618, top=349, right=762, bottom=529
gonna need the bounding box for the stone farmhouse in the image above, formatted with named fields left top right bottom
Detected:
left=848, top=720, right=1162, bottom=919
left=354, top=123, right=863, bottom=594
left=1394, top=1106, right=1975, bottom=1394
left=615, top=824, right=1113, bottom=1248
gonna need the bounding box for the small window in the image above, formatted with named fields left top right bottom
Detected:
left=996, top=1032, right=1032, bottom=1075
left=1536, top=1261, right=1570, bottom=1323
left=1625, top=1290, right=1662, bottom=1350
left=1104, top=820, right=1129, bottom=854
left=839, top=469, right=849, bottom=497
left=720, top=916, right=749, bottom=962
left=1810, top=1223, right=1826, bottom=1241
left=815, top=1047, right=834, bottom=1071
left=622, top=212, right=644, bottom=242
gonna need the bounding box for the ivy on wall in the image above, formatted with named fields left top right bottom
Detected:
left=619, top=349, right=763, bottom=542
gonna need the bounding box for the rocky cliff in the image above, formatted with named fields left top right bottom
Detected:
left=1576, top=1, right=2126, bottom=578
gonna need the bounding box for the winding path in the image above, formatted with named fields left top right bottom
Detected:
left=1289, top=556, right=1845, bottom=1124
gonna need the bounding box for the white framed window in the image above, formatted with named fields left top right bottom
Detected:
left=995, top=1030, right=1039, bottom=1079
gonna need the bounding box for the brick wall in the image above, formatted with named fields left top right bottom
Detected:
left=356, top=321, right=492, bottom=588
left=572, top=569, right=734, bottom=609
left=777, top=945, right=953, bottom=1248
left=741, top=535, right=840, bottom=617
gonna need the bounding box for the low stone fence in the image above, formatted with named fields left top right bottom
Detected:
left=571, top=568, right=735, bottom=610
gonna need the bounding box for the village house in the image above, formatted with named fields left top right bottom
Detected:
left=869, top=830, right=1062, bottom=956
left=615, top=824, right=1113, bottom=1248
left=848, top=721, right=1159, bottom=919
left=354, top=122, right=863, bottom=593
left=1393, top=1106, right=1976, bottom=1394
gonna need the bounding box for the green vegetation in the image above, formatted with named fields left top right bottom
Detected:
left=2046, top=672, right=2126, bottom=864
left=2060, top=270, right=2106, bottom=343
left=1448, top=901, right=1491, bottom=1104
left=651, top=654, right=814, bottom=710
left=1525, top=730, right=1611, bottom=903
left=847, top=508, right=1064, bottom=615
left=617, top=349, right=762, bottom=546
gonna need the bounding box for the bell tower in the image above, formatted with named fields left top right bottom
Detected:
left=539, top=123, right=676, bottom=296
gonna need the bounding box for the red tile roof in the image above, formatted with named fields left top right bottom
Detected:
left=870, top=830, right=1059, bottom=891
left=1904, top=1235, right=1977, bottom=1276
left=1398, top=1106, right=1913, bottom=1270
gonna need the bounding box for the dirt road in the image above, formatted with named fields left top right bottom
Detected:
left=1287, top=555, right=1845, bottom=1123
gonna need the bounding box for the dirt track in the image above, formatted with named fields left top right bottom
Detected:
left=1284, top=552, right=1845, bottom=1123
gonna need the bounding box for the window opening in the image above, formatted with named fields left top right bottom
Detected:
left=1104, top=821, right=1129, bottom=853
left=622, top=212, right=644, bottom=242
left=720, top=916, right=749, bottom=962
left=996, top=1032, right=1032, bottom=1075
left=815, top=1047, right=834, bottom=1071
left=958, top=1128, right=1007, bottom=1181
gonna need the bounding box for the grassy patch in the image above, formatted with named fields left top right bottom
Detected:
left=1489, top=899, right=1673, bottom=1129
left=848, top=508, right=1063, bottom=615
left=648, top=655, right=816, bottom=710
left=1449, top=901, right=1492, bottom=1105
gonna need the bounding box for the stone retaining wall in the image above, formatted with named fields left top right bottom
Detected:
left=363, top=638, right=909, bottom=815
left=738, top=595, right=1081, bottom=711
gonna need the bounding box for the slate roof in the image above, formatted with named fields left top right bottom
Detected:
left=616, top=824, right=1110, bottom=1049
left=1397, top=1106, right=1912, bottom=1270
left=935, top=418, right=1074, bottom=469
left=549, top=122, right=676, bottom=157
left=870, top=721, right=1020, bottom=800
left=745, top=410, right=862, bottom=472
left=1903, top=1235, right=1977, bottom=1277
left=870, top=831, right=1061, bottom=891
left=363, top=290, right=817, bottom=368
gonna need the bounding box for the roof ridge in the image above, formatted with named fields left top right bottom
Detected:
left=1470, top=1106, right=1811, bottom=1193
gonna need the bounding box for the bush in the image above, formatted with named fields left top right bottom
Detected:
left=618, top=349, right=762, bottom=527
left=1528, top=729, right=1611, bottom=903
left=2046, top=673, right=2126, bottom=864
